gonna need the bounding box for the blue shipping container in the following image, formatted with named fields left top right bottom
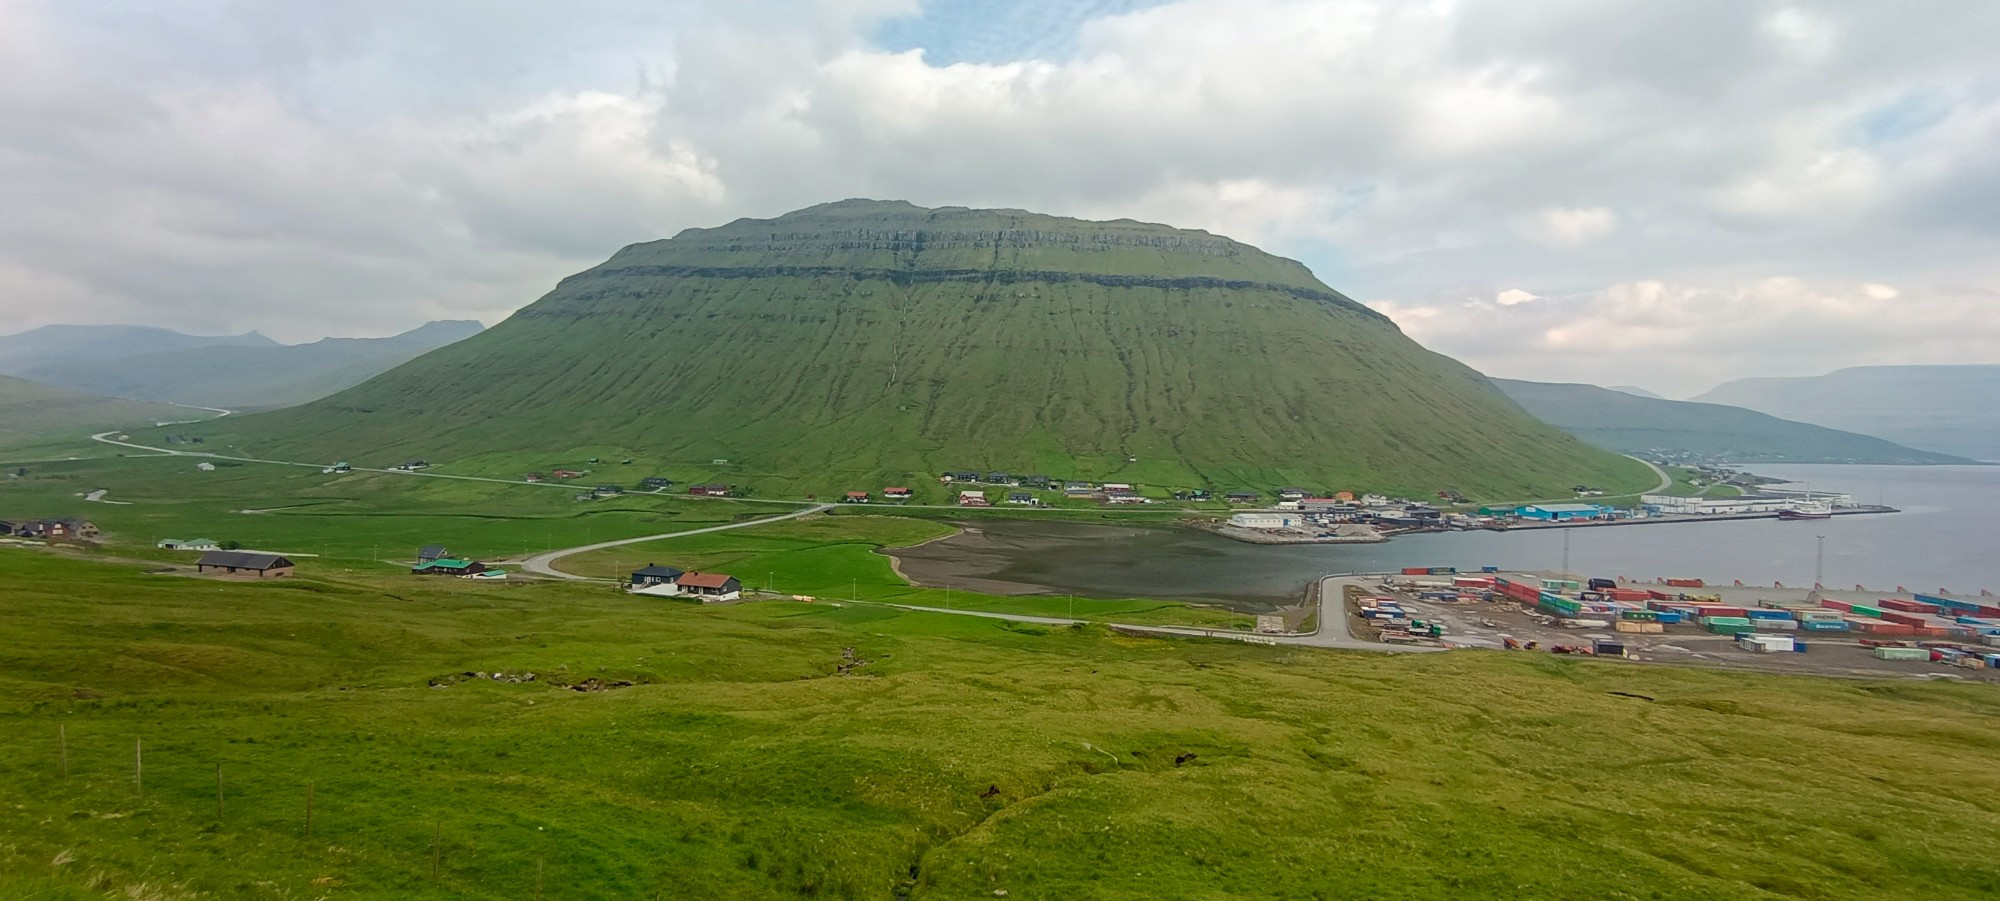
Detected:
left=1802, top=620, right=1849, bottom=632
left=1746, top=609, right=1792, bottom=621
left=1481, top=565, right=1500, bottom=573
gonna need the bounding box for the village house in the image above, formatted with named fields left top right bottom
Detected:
left=1063, top=481, right=1094, bottom=496
left=417, top=545, right=450, bottom=564
left=985, top=471, right=1016, bottom=485
left=676, top=572, right=742, bottom=602
left=196, top=462, right=216, bottom=472
left=1005, top=492, right=1040, bottom=506
left=941, top=470, right=978, bottom=483
left=629, top=563, right=685, bottom=591
left=592, top=485, right=624, bottom=497
left=157, top=538, right=220, bottom=551
left=1022, top=475, right=1053, bottom=489
left=957, top=490, right=990, bottom=507
left=196, top=550, right=295, bottom=579
left=688, top=484, right=733, bottom=497
left=843, top=491, right=871, bottom=504
left=394, top=459, right=430, bottom=471
left=12, top=518, right=99, bottom=540
left=411, top=558, right=492, bottom=577
left=551, top=469, right=583, bottom=480
left=1277, top=487, right=1310, bottom=502
left=883, top=486, right=912, bottom=500
left=1225, top=491, right=1260, bottom=504
left=639, top=477, right=674, bottom=490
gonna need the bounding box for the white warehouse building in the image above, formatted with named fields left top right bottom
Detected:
left=1228, top=513, right=1300, bottom=529
left=1642, top=494, right=1802, bottom=515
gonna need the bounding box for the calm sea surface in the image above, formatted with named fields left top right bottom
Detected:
left=891, top=465, right=2000, bottom=609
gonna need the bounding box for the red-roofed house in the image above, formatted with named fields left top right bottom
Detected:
left=883, top=487, right=912, bottom=500
left=677, top=572, right=741, bottom=602
left=843, top=491, right=870, bottom=503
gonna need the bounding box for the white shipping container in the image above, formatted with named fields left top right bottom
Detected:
left=1753, top=619, right=1799, bottom=631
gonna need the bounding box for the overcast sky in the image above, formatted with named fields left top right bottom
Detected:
left=2, top=0, right=1996, bottom=396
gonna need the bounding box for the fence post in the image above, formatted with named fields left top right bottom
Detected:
left=134, top=738, right=142, bottom=794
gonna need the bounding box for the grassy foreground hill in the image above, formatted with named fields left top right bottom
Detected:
left=1495, top=379, right=1971, bottom=465
left=5, top=551, right=2000, bottom=899
left=191, top=200, right=1649, bottom=500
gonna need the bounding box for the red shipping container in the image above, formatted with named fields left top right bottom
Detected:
left=1880, top=599, right=1942, bottom=614
left=1692, top=605, right=1747, bottom=618
left=1606, top=589, right=1650, bottom=602
left=1401, top=567, right=1429, bottom=576
left=1880, top=611, right=1928, bottom=627
left=1819, top=599, right=1855, bottom=612
left=1647, top=589, right=1671, bottom=601
left=1666, top=578, right=1705, bottom=588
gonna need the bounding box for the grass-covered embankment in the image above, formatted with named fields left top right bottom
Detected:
left=4, top=551, right=2000, bottom=899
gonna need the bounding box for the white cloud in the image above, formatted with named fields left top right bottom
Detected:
left=0, top=0, right=1992, bottom=395
left=1517, top=206, right=1619, bottom=248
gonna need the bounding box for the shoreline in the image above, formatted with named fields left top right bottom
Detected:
left=878, top=523, right=967, bottom=587
left=1211, top=504, right=1901, bottom=545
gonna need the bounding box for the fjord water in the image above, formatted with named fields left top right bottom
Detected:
left=892, top=464, right=1999, bottom=609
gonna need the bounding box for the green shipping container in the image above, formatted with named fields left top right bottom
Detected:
left=1708, top=623, right=1756, bottom=635
left=1872, top=647, right=1929, bottom=661
left=1852, top=605, right=1884, bottom=619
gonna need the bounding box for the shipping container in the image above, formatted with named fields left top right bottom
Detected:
left=1480, top=565, right=1500, bottom=573
left=1615, top=620, right=1665, bottom=633
left=1592, top=639, right=1626, bottom=657
left=1427, top=566, right=1457, bottom=575
left=1874, top=647, right=1930, bottom=661
left=1801, top=620, right=1849, bottom=632
left=1665, top=578, right=1705, bottom=588
left=1746, top=609, right=1792, bottom=621
left=1654, top=610, right=1684, bottom=625
left=1880, top=599, right=1942, bottom=615
left=1754, top=619, right=1800, bottom=631
left=1588, top=578, right=1617, bottom=591
left=1879, top=611, right=1928, bottom=627
left=1818, top=599, right=1855, bottom=613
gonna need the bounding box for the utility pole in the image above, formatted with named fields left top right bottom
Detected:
left=1815, top=535, right=1826, bottom=589
left=1561, top=529, right=1571, bottom=577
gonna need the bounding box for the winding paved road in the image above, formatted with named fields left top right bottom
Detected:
left=519, top=504, right=834, bottom=580
left=1627, top=455, right=1673, bottom=495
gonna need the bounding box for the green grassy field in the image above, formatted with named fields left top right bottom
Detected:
left=561, top=514, right=1254, bottom=630
left=4, top=551, right=2000, bottom=899
left=0, top=453, right=758, bottom=567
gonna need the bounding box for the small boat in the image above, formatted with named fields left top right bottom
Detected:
left=1779, top=502, right=1833, bottom=520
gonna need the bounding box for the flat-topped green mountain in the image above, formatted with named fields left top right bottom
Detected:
left=189, top=200, right=1650, bottom=499
left=1494, top=378, right=1971, bottom=465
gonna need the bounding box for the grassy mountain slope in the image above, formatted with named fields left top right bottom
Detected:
left=193, top=200, right=1649, bottom=500
left=26, top=320, right=484, bottom=410
left=1495, top=379, right=1971, bottom=465
left=0, top=374, right=197, bottom=446
left=1696, top=365, right=2000, bottom=461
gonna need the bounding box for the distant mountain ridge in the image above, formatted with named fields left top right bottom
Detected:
left=7, top=320, right=484, bottom=410
left=184, top=199, right=1653, bottom=500
left=0, top=325, right=275, bottom=374
left=1694, top=365, right=2000, bottom=461
left=1493, top=378, right=1971, bottom=465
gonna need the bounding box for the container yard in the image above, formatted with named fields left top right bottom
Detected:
left=1359, top=569, right=2000, bottom=681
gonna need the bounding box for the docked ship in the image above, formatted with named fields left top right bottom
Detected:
left=1778, top=501, right=1834, bottom=520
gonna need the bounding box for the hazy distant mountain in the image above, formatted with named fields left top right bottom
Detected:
left=0, top=324, right=276, bottom=375
left=1494, top=378, right=1971, bottom=465
left=1606, top=385, right=1663, bottom=399
left=21, top=320, right=484, bottom=410
left=0, top=374, right=196, bottom=445
left=1695, top=365, right=2000, bottom=461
